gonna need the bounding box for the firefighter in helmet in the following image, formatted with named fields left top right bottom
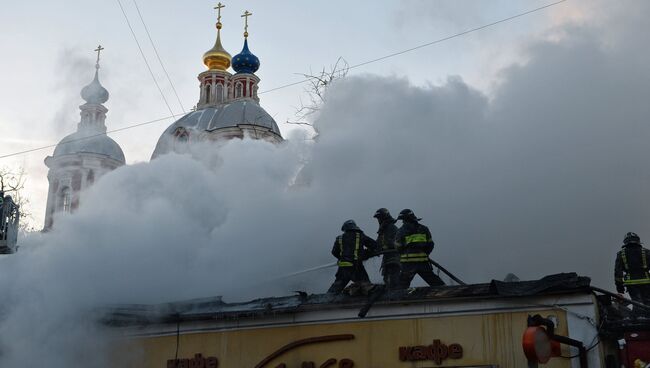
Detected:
left=373, top=208, right=400, bottom=289
left=327, top=220, right=377, bottom=294
left=615, top=232, right=650, bottom=306
left=395, top=209, right=444, bottom=288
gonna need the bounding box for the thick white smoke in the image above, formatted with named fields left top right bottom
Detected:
left=1, top=1, right=650, bottom=365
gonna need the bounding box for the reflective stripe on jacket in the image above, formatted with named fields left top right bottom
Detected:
left=615, top=245, right=650, bottom=286
left=396, top=222, right=434, bottom=263
left=337, top=233, right=359, bottom=267
left=331, top=230, right=377, bottom=267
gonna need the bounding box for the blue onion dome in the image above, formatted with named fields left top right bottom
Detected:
left=232, top=39, right=260, bottom=74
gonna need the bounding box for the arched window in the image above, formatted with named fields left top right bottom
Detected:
left=59, top=187, right=71, bottom=213
left=205, top=84, right=211, bottom=104
left=235, top=82, right=243, bottom=98
left=87, top=170, right=95, bottom=186
left=173, top=127, right=190, bottom=151
left=216, top=84, right=224, bottom=103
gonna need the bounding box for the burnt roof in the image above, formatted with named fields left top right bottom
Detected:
left=596, top=294, right=650, bottom=335
left=102, top=273, right=592, bottom=327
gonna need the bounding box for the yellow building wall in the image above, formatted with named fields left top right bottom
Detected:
left=118, top=309, right=571, bottom=368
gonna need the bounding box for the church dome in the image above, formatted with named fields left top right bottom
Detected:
left=81, top=69, right=109, bottom=104
left=203, top=23, right=231, bottom=70
left=53, top=131, right=125, bottom=163
left=232, top=39, right=259, bottom=74
left=151, top=100, right=282, bottom=158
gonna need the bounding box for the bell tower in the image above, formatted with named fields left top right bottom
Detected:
left=43, top=46, right=125, bottom=230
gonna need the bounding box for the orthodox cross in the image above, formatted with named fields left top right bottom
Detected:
left=241, top=10, right=252, bottom=37
left=94, top=45, right=104, bottom=67
left=214, top=2, right=225, bottom=23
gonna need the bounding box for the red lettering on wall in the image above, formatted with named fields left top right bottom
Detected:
left=398, top=340, right=463, bottom=363
left=399, top=347, right=412, bottom=361
left=449, top=343, right=463, bottom=359
left=167, top=354, right=218, bottom=368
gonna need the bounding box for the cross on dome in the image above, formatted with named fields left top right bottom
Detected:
left=203, top=1, right=232, bottom=70
left=214, top=2, right=225, bottom=26
left=241, top=10, right=252, bottom=37
left=94, top=45, right=104, bottom=69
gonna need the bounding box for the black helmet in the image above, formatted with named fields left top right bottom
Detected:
left=341, top=220, right=361, bottom=232
left=624, top=232, right=641, bottom=245
left=397, top=209, right=421, bottom=222
left=373, top=208, right=392, bottom=219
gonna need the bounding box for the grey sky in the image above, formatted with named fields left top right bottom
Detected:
left=1, top=0, right=571, bottom=226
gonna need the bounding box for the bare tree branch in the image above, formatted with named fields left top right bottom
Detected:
left=0, top=166, right=32, bottom=231
left=287, top=57, right=350, bottom=133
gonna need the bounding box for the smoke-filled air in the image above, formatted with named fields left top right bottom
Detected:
left=1, top=1, right=650, bottom=366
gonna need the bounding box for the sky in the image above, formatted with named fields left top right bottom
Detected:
left=1, top=0, right=572, bottom=227
left=1, top=1, right=650, bottom=365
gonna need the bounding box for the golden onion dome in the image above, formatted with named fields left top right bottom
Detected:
left=203, top=23, right=231, bottom=70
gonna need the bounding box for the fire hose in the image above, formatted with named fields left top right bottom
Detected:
left=274, top=251, right=465, bottom=286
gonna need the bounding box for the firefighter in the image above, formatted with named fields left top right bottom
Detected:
left=395, top=209, right=444, bottom=288
left=615, top=232, right=650, bottom=306
left=327, top=220, right=377, bottom=294
left=374, top=208, right=400, bottom=289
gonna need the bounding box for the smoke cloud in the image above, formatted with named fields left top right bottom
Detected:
left=1, top=1, right=650, bottom=365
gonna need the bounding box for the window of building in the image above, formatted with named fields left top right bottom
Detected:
left=173, top=127, right=190, bottom=151
left=87, top=170, right=95, bottom=185
left=205, top=84, right=211, bottom=104
left=60, top=187, right=71, bottom=213
left=216, top=84, right=224, bottom=103
left=235, top=82, right=243, bottom=98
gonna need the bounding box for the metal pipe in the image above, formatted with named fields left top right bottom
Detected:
left=429, top=258, right=467, bottom=285
left=550, top=334, right=588, bottom=368
left=591, top=286, right=650, bottom=313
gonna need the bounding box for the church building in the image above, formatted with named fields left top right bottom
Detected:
left=43, top=48, right=125, bottom=230
left=150, top=5, right=283, bottom=159
left=43, top=4, right=282, bottom=229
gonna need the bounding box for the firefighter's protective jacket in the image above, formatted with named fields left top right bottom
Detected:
left=377, top=220, right=400, bottom=267
left=331, top=230, right=377, bottom=267
left=396, top=222, right=434, bottom=263
left=615, top=243, right=650, bottom=288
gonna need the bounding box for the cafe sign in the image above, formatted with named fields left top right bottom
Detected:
left=399, top=339, right=463, bottom=365
left=167, top=354, right=218, bottom=368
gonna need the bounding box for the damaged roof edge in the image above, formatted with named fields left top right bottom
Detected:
left=101, top=273, right=592, bottom=327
